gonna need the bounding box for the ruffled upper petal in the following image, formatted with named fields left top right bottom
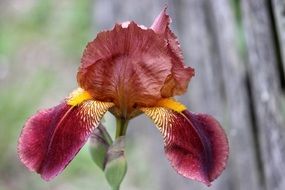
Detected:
left=141, top=107, right=228, bottom=185
left=151, top=7, right=170, bottom=34
left=151, top=7, right=195, bottom=97
left=78, top=22, right=172, bottom=116
left=18, top=100, right=113, bottom=180
left=77, top=8, right=194, bottom=116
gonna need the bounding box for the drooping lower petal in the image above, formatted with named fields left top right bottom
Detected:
left=141, top=107, right=228, bottom=185
left=18, top=100, right=113, bottom=180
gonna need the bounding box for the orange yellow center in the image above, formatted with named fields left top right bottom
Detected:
left=154, top=98, right=187, bottom=112
left=67, top=88, right=92, bottom=106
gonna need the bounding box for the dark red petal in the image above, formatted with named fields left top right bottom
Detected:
left=151, top=8, right=195, bottom=97
left=18, top=100, right=113, bottom=180
left=142, top=108, right=229, bottom=185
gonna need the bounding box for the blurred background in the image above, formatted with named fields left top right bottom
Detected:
left=0, top=0, right=285, bottom=190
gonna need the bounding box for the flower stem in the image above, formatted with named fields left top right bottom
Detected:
left=115, top=118, right=129, bottom=139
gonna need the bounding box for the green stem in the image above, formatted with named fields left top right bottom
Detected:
left=115, top=118, right=129, bottom=139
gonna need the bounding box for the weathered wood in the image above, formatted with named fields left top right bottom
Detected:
left=92, top=0, right=171, bottom=31
left=175, top=0, right=225, bottom=120
left=272, top=0, right=285, bottom=78
left=207, top=0, right=260, bottom=189
left=241, top=0, right=285, bottom=189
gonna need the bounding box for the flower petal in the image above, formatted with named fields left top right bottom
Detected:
left=78, top=10, right=194, bottom=114
left=141, top=107, right=228, bottom=185
left=151, top=6, right=170, bottom=34
left=18, top=100, right=113, bottom=180
left=151, top=7, right=195, bottom=97
left=78, top=22, right=172, bottom=112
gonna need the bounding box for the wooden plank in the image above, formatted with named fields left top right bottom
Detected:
left=272, top=0, right=285, bottom=78
left=175, top=0, right=225, bottom=117
left=207, top=0, right=260, bottom=189
left=241, top=0, right=285, bottom=189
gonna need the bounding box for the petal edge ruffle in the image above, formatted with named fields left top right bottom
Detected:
left=151, top=7, right=195, bottom=97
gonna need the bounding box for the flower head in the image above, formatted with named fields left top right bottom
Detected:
left=77, top=8, right=194, bottom=118
left=18, top=8, right=228, bottom=186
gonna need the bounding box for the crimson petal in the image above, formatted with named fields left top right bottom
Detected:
left=18, top=100, right=113, bottom=180
left=141, top=108, right=228, bottom=185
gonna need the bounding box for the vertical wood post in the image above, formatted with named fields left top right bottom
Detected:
left=241, top=0, right=285, bottom=189
left=207, top=0, right=260, bottom=189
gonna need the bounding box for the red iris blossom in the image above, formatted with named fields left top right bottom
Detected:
left=18, top=8, right=228, bottom=185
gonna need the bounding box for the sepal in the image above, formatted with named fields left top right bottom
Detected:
left=104, top=136, right=127, bottom=190
left=89, top=123, right=113, bottom=170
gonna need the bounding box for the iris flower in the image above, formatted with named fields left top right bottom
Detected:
left=18, top=8, right=228, bottom=186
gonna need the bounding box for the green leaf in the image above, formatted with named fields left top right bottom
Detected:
left=105, top=136, right=127, bottom=190
left=89, top=123, right=113, bottom=170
